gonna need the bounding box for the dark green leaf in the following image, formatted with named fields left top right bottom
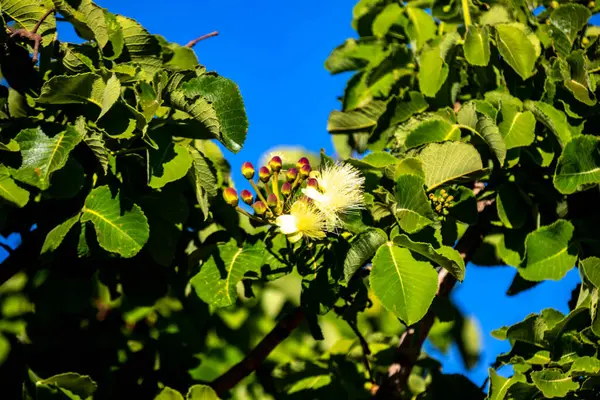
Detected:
left=343, top=228, right=388, bottom=282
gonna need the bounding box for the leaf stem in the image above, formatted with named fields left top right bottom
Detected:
left=250, top=181, right=273, bottom=213
left=462, top=0, right=472, bottom=26
left=272, top=171, right=281, bottom=208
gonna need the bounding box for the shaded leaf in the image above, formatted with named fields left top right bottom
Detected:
left=394, top=174, right=435, bottom=233
left=343, top=228, right=388, bottom=282
left=393, top=234, right=464, bottom=280
left=41, top=214, right=80, bottom=254
left=554, top=135, right=600, bottom=194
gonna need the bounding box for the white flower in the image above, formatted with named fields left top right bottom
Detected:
left=302, top=162, right=364, bottom=228
left=275, top=198, right=326, bottom=243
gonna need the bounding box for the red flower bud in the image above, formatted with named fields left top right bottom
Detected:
left=299, top=164, right=311, bottom=179
left=268, top=156, right=282, bottom=172
left=281, top=182, right=292, bottom=196
left=296, top=157, right=310, bottom=169
left=240, top=189, right=254, bottom=205
left=259, top=166, right=271, bottom=183
left=307, top=178, right=319, bottom=189
left=286, top=168, right=298, bottom=182
left=267, top=193, right=278, bottom=208
left=223, top=188, right=239, bottom=207
left=253, top=201, right=267, bottom=216
left=242, top=162, right=255, bottom=180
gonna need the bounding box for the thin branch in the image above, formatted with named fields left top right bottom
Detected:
left=211, top=307, right=306, bottom=396
left=348, top=320, right=375, bottom=383
left=8, top=8, right=54, bottom=63
left=374, top=198, right=494, bottom=398
left=185, top=31, right=219, bottom=48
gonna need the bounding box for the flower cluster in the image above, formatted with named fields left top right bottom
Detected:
left=223, top=155, right=365, bottom=243
left=429, top=189, right=455, bottom=216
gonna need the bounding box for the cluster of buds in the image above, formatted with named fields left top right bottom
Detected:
left=429, top=189, right=454, bottom=216
left=223, top=154, right=365, bottom=243
left=223, top=156, right=313, bottom=219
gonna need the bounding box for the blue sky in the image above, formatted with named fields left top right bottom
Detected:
left=0, top=0, right=587, bottom=387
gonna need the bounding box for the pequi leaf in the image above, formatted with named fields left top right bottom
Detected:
left=370, top=242, right=438, bottom=325
left=0, top=165, right=29, bottom=207
left=343, top=228, right=388, bottom=282
left=81, top=185, right=149, bottom=258
left=463, top=25, right=490, bottom=66
left=393, top=234, right=465, bottom=280
left=554, top=135, right=600, bottom=195
left=394, top=174, right=435, bottom=234
left=531, top=369, right=579, bottom=398
left=495, top=23, right=540, bottom=80
left=41, top=214, right=81, bottom=254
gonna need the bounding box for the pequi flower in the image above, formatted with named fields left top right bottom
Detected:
left=275, top=198, right=326, bottom=243
left=301, top=162, right=364, bottom=228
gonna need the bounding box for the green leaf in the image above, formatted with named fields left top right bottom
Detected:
left=52, top=0, right=110, bottom=48
left=463, top=26, right=490, bottom=66
left=496, top=183, right=527, bottom=229
left=187, top=145, right=218, bottom=219
left=495, top=23, right=540, bottom=80
left=83, top=130, right=109, bottom=174
left=554, top=135, right=600, bottom=194
left=404, top=118, right=460, bottom=149
left=41, top=214, right=80, bottom=254
left=405, top=7, right=436, bottom=50
left=155, top=387, right=184, bottom=400
left=343, top=228, right=388, bottom=282
left=0, top=165, right=29, bottom=207
left=327, top=100, right=387, bottom=133
left=81, top=185, right=149, bottom=258
left=372, top=3, right=403, bottom=38
left=549, top=4, right=591, bottom=57
left=394, top=174, right=435, bottom=234
left=488, top=369, right=525, bottom=400
left=498, top=104, right=535, bottom=150
left=563, top=51, right=596, bottom=106
left=37, top=372, right=98, bottom=399
left=518, top=220, right=577, bottom=282
left=36, top=73, right=121, bottom=119
left=370, top=242, right=438, bottom=325
left=148, top=136, right=193, bottom=189
left=361, top=151, right=399, bottom=168
left=190, top=240, right=265, bottom=308
left=524, top=100, right=575, bottom=148
left=13, top=126, right=83, bottom=190
left=393, top=234, right=465, bottom=280
left=418, top=48, right=449, bottom=97
left=325, top=38, right=386, bottom=74
left=116, top=15, right=163, bottom=73
left=581, top=257, right=600, bottom=289
left=395, top=157, right=425, bottom=179
left=0, top=0, right=56, bottom=45
left=418, top=141, right=485, bottom=190
left=186, top=384, right=220, bottom=400
left=474, top=114, right=506, bottom=165
left=0, top=138, right=19, bottom=152
left=531, top=369, right=579, bottom=398
left=179, top=76, right=248, bottom=153
left=569, top=356, right=600, bottom=376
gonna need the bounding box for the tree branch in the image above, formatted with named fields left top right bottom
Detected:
left=374, top=197, right=493, bottom=398
left=185, top=31, right=219, bottom=48
left=7, top=8, right=54, bottom=63
left=211, top=307, right=306, bottom=396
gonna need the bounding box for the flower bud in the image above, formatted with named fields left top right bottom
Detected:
left=296, top=157, right=310, bottom=169
left=281, top=182, right=292, bottom=196
left=267, top=193, right=278, bottom=208
left=299, top=164, right=311, bottom=179
left=286, top=168, right=298, bottom=182
left=589, top=1, right=596, bottom=8
left=240, top=189, right=253, bottom=205
left=242, top=162, right=255, bottom=180
left=446, top=195, right=454, bottom=202
left=253, top=201, right=267, bottom=216
left=307, top=178, right=319, bottom=189
left=551, top=0, right=558, bottom=8
left=223, top=188, right=239, bottom=207
left=259, top=166, right=271, bottom=183
left=268, top=156, right=282, bottom=172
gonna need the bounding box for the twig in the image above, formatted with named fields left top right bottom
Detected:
left=7, top=8, right=54, bottom=63
left=348, top=320, right=375, bottom=383
left=185, top=31, right=219, bottom=48
left=211, top=307, right=306, bottom=396
left=374, top=198, right=494, bottom=398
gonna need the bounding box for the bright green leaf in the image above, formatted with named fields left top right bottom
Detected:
left=186, top=384, right=220, bottom=400
left=519, top=220, right=577, bottom=282
left=498, top=104, right=535, bottom=150
left=495, top=23, right=540, bottom=80
left=418, top=48, right=449, bottom=97
left=418, top=141, right=485, bottom=190
left=81, top=185, right=149, bottom=258
left=464, top=26, right=490, bottom=66
left=344, top=228, right=388, bottom=282
left=554, top=135, right=600, bottom=194
left=405, top=118, right=460, bottom=149
left=148, top=136, right=193, bottom=189
left=41, top=214, right=80, bottom=254
left=531, top=369, right=579, bottom=398
left=0, top=165, right=29, bottom=207
left=155, top=387, right=184, bottom=400
left=581, top=257, right=600, bottom=289
left=370, top=242, right=438, bottom=325
left=405, top=7, right=436, bottom=50
left=394, top=174, right=435, bottom=233
left=393, top=234, right=465, bottom=280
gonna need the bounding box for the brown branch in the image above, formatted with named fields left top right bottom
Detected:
left=211, top=307, right=306, bottom=396
left=7, top=8, right=54, bottom=63
left=348, top=320, right=375, bottom=383
left=185, top=31, right=219, bottom=48
left=374, top=198, right=494, bottom=399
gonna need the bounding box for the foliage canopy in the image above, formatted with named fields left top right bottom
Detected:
left=1, top=0, right=600, bottom=399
